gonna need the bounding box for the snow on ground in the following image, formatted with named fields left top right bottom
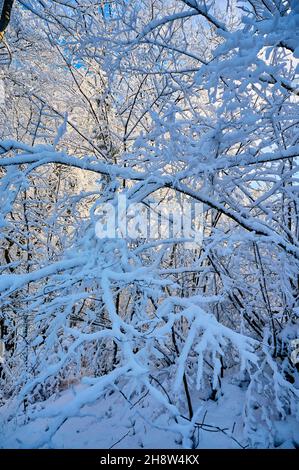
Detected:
left=0, top=378, right=297, bottom=449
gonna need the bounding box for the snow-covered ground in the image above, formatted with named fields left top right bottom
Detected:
left=1, top=379, right=298, bottom=449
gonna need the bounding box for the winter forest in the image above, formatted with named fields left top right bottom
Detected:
left=0, top=0, right=298, bottom=450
